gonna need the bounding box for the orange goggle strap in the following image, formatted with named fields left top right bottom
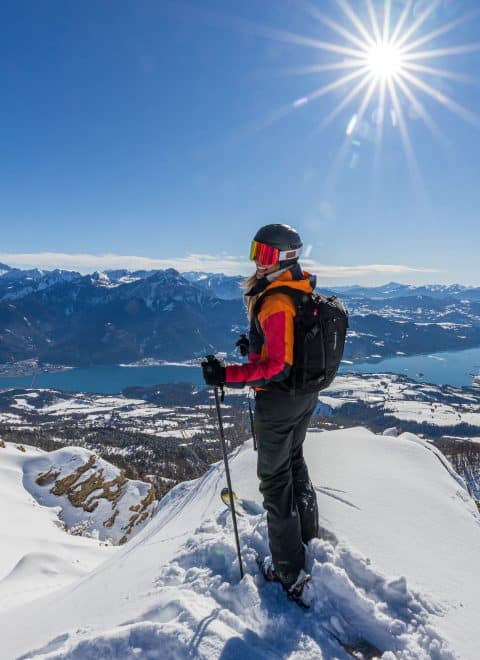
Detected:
left=250, top=240, right=302, bottom=265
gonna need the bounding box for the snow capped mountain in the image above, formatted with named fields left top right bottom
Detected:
left=88, top=270, right=115, bottom=287
left=335, top=281, right=480, bottom=301
left=109, top=268, right=216, bottom=310
left=1, top=265, right=480, bottom=367
left=1, top=428, right=479, bottom=658
left=0, top=267, right=247, bottom=365
left=0, top=267, right=82, bottom=301
left=105, top=268, right=158, bottom=284
left=1, top=266, right=478, bottom=303
left=183, top=271, right=245, bottom=300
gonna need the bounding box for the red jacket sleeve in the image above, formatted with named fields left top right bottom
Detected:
left=225, top=307, right=293, bottom=387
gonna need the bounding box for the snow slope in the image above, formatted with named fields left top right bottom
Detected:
left=22, top=445, right=157, bottom=544
left=2, top=428, right=480, bottom=659
left=0, top=442, right=114, bottom=613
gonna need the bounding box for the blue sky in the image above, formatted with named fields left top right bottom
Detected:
left=1, top=0, right=479, bottom=285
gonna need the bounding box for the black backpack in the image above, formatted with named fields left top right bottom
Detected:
left=254, top=286, right=349, bottom=394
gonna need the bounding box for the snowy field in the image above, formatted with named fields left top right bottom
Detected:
left=0, top=387, right=210, bottom=438
left=317, top=373, right=480, bottom=434
left=1, top=427, right=480, bottom=659
left=1, top=372, right=480, bottom=441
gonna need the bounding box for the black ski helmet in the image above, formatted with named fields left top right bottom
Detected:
left=252, top=223, right=303, bottom=266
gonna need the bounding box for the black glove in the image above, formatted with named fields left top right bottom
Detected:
left=235, top=333, right=250, bottom=357
left=201, top=355, right=226, bottom=387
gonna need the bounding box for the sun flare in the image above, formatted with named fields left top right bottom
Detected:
left=252, top=1, right=480, bottom=177
left=367, top=42, right=403, bottom=80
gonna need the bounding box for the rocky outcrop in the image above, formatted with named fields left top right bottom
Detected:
left=25, top=447, right=158, bottom=545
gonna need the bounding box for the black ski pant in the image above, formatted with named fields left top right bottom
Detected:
left=254, top=389, right=319, bottom=586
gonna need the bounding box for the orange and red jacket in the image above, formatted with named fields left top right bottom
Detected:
left=225, top=270, right=315, bottom=388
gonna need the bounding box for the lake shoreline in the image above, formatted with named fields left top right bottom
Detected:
left=0, top=346, right=479, bottom=392
left=0, top=360, right=73, bottom=378
left=2, top=345, right=477, bottom=377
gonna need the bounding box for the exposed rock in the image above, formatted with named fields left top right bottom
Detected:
left=26, top=448, right=158, bottom=544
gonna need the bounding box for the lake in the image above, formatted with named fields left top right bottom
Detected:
left=0, top=364, right=206, bottom=395
left=346, top=347, right=480, bottom=388
left=0, top=347, right=479, bottom=394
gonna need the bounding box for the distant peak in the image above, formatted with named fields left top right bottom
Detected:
left=91, top=271, right=110, bottom=281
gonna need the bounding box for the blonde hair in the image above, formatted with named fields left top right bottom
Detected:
left=242, top=264, right=295, bottom=321
left=242, top=273, right=260, bottom=322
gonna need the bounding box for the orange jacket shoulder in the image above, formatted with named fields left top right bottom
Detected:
left=257, top=292, right=296, bottom=327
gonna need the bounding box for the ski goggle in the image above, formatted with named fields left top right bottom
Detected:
left=249, top=240, right=302, bottom=266
left=249, top=240, right=279, bottom=266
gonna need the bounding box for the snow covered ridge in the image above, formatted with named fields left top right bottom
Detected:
left=0, top=440, right=115, bottom=614
left=1, top=428, right=480, bottom=659
left=4, top=441, right=158, bottom=545
left=1, top=265, right=479, bottom=300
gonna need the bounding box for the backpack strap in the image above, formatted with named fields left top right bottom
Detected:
left=252, top=286, right=307, bottom=335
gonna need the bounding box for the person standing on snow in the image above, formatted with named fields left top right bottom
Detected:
left=201, top=223, right=319, bottom=598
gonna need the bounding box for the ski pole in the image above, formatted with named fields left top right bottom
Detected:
left=213, top=384, right=244, bottom=579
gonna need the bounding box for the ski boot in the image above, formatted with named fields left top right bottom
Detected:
left=257, top=556, right=313, bottom=609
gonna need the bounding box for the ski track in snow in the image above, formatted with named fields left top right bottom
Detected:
left=26, top=509, right=455, bottom=660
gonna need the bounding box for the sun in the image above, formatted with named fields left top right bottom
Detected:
left=366, top=42, right=403, bottom=80
left=248, top=0, right=480, bottom=175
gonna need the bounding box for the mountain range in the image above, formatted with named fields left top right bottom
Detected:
left=1, top=265, right=480, bottom=367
